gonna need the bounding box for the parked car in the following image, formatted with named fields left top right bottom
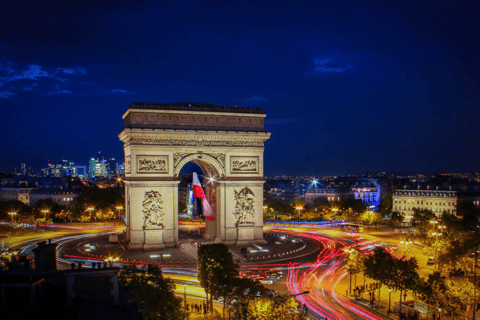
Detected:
left=427, top=257, right=435, bottom=265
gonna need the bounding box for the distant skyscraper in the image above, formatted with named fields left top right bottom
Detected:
left=42, top=158, right=75, bottom=177
left=106, top=158, right=118, bottom=178
left=21, top=163, right=26, bottom=176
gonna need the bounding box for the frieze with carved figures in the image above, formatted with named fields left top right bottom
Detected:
left=230, top=156, right=259, bottom=174
left=136, top=155, right=168, bottom=173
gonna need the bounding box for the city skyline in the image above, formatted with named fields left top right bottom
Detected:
left=1, top=1, right=479, bottom=176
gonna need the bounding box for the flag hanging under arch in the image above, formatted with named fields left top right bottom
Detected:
left=192, top=172, right=214, bottom=221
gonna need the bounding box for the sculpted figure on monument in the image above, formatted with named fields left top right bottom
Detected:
left=142, top=191, right=164, bottom=228
left=233, top=188, right=255, bottom=224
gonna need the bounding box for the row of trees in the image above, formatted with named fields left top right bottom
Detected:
left=197, top=243, right=307, bottom=319
left=348, top=245, right=479, bottom=317
left=0, top=184, right=124, bottom=224
left=119, top=244, right=308, bottom=319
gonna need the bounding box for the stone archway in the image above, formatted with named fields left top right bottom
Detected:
left=119, top=102, right=271, bottom=249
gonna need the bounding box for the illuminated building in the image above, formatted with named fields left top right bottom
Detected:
left=42, top=158, right=75, bottom=177
left=305, top=188, right=355, bottom=204
left=394, top=188, right=480, bottom=224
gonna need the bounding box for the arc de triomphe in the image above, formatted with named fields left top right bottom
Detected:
left=118, top=103, right=271, bottom=249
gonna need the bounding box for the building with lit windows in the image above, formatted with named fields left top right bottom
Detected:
left=305, top=188, right=355, bottom=204
left=393, top=188, right=480, bottom=224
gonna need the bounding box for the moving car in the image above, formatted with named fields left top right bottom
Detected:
left=427, top=257, right=435, bottom=265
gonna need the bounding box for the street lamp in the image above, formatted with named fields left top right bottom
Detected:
left=87, top=207, right=95, bottom=222
left=8, top=212, right=17, bottom=222
left=388, top=288, right=392, bottom=314
left=41, top=209, right=50, bottom=228
left=295, top=206, right=303, bottom=222
left=438, top=307, right=442, bottom=320
left=115, top=206, right=123, bottom=222
left=344, top=248, right=355, bottom=294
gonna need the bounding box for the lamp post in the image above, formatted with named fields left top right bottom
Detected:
left=8, top=212, right=17, bottom=235
left=115, top=206, right=123, bottom=223
left=8, top=212, right=17, bottom=222
left=344, top=248, right=354, bottom=294
left=87, top=207, right=95, bottom=222
left=295, top=206, right=303, bottom=222
left=387, top=287, right=392, bottom=314
left=438, top=307, right=442, bottom=320
left=41, top=209, right=50, bottom=228
left=473, top=251, right=478, bottom=320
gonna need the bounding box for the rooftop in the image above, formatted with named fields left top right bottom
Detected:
left=127, top=102, right=264, bottom=114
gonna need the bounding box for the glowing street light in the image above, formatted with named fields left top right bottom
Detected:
left=87, top=207, right=95, bottom=222
left=41, top=209, right=50, bottom=227
left=388, top=287, right=392, bottom=314
left=115, top=206, right=123, bottom=221
left=8, top=212, right=17, bottom=222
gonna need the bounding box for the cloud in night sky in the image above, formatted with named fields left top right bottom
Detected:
left=56, top=67, right=86, bottom=75
left=103, top=88, right=134, bottom=95
left=0, top=58, right=130, bottom=97
left=306, top=55, right=353, bottom=75
left=0, top=90, right=14, bottom=99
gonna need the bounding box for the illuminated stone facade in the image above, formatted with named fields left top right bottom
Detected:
left=119, top=103, right=270, bottom=249
left=394, top=188, right=480, bottom=224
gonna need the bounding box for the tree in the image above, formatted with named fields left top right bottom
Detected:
left=178, top=200, right=187, bottom=215
left=389, top=210, right=404, bottom=226
left=417, top=272, right=447, bottom=310
left=363, top=247, right=395, bottom=307
left=456, top=201, right=480, bottom=232
left=119, top=263, right=184, bottom=319
left=197, top=243, right=239, bottom=309
left=225, top=277, right=266, bottom=319
left=345, top=250, right=364, bottom=292
left=249, top=297, right=307, bottom=320
left=378, top=192, right=393, bottom=215
left=389, top=257, right=419, bottom=311
left=411, top=208, right=436, bottom=243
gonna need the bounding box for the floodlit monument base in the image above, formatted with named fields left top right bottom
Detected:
left=119, top=103, right=270, bottom=250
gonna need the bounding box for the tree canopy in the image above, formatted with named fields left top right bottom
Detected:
left=119, top=263, right=184, bottom=319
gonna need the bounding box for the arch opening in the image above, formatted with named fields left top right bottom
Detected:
left=176, top=157, right=220, bottom=241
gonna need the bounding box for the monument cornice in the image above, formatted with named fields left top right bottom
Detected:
left=123, top=108, right=267, bottom=119
left=119, top=129, right=271, bottom=147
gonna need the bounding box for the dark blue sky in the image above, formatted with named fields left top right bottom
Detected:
left=1, top=0, right=479, bottom=176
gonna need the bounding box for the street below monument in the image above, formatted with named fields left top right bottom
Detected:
left=3, top=221, right=443, bottom=319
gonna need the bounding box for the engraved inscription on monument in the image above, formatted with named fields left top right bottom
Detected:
left=233, top=187, right=255, bottom=224
left=230, top=156, right=259, bottom=174
left=137, top=155, right=168, bottom=173
left=142, top=190, right=164, bottom=229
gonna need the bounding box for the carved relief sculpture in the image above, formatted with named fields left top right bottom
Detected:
left=142, top=191, right=164, bottom=229
left=233, top=188, right=255, bottom=224
left=230, top=156, right=259, bottom=173
left=124, top=156, right=131, bottom=173
left=137, top=155, right=168, bottom=173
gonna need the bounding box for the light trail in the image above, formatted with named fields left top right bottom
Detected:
left=279, top=229, right=386, bottom=320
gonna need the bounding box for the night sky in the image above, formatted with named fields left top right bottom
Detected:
left=1, top=1, right=479, bottom=176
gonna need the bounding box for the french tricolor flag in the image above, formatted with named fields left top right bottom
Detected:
left=192, top=172, right=214, bottom=221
